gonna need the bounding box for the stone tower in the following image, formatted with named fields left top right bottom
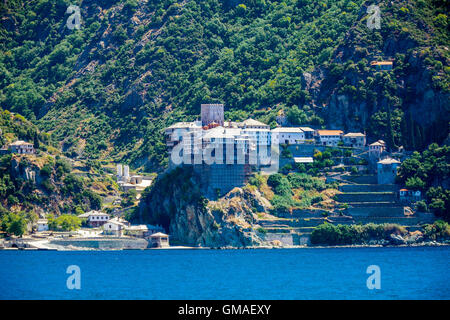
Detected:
left=201, top=104, right=224, bottom=127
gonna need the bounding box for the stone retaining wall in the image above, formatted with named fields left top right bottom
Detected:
left=50, top=237, right=148, bottom=249
left=337, top=192, right=397, bottom=203
left=264, top=233, right=294, bottom=246
left=342, top=175, right=377, bottom=184
left=339, top=184, right=399, bottom=193
left=345, top=207, right=405, bottom=217
left=352, top=216, right=434, bottom=226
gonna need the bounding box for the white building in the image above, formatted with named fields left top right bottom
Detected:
left=369, top=140, right=386, bottom=158
left=78, top=211, right=110, bottom=227
left=9, top=141, right=35, bottom=154
left=298, top=127, right=315, bottom=140
left=165, top=108, right=274, bottom=167
left=124, top=225, right=148, bottom=238
left=315, top=130, right=344, bottom=146
left=342, top=133, right=366, bottom=148
left=149, top=232, right=170, bottom=248
left=103, top=219, right=126, bottom=236
left=36, top=219, right=48, bottom=232
left=377, top=157, right=401, bottom=184
left=399, top=189, right=422, bottom=203
left=271, top=127, right=305, bottom=145
left=242, top=128, right=271, bottom=146
left=165, top=121, right=202, bottom=148
left=240, top=118, right=270, bottom=130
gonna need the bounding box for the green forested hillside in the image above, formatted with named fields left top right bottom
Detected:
left=0, top=0, right=448, bottom=171
left=0, top=108, right=115, bottom=220
left=0, top=108, right=51, bottom=148
left=314, top=0, right=449, bottom=150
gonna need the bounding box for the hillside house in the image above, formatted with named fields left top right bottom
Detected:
left=78, top=211, right=110, bottom=227
left=315, top=130, right=344, bottom=146
left=399, top=189, right=422, bottom=203
left=271, top=127, right=305, bottom=145
left=36, top=219, right=48, bottom=232
left=298, top=127, right=315, bottom=140
left=103, top=219, right=126, bottom=236
left=9, top=141, right=35, bottom=154
left=370, top=61, right=393, bottom=71
left=369, top=140, right=386, bottom=158
left=342, top=133, right=366, bottom=148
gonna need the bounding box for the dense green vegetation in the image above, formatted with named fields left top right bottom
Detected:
left=0, top=106, right=115, bottom=236
left=0, top=0, right=368, bottom=168
left=255, top=171, right=334, bottom=213
left=48, top=213, right=82, bottom=231
left=0, top=211, right=31, bottom=237
left=317, top=0, right=449, bottom=150
left=397, top=143, right=450, bottom=221
left=2, top=0, right=446, bottom=170
left=0, top=108, right=53, bottom=150
left=422, top=220, right=450, bottom=242
left=0, top=0, right=448, bottom=243
left=0, top=153, right=102, bottom=214
left=310, top=220, right=450, bottom=245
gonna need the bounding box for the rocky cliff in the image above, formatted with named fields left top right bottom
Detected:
left=308, top=0, right=449, bottom=150
left=136, top=166, right=270, bottom=247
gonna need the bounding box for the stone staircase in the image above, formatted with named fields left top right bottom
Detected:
left=336, top=179, right=435, bottom=225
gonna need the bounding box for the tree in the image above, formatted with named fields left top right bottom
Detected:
left=267, top=174, right=292, bottom=196
left=122, top=189, right=137, bottom=207
left=287, top=106, right=307, bottom=125
left=405, top=177, right=425, bottom=190
left=33, top=132, right=40, bottom=150
left=1, top=212, right=27, bottom=237
left=48, top=214, right=81, bottom=231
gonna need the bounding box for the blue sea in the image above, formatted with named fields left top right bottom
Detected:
left=0, top=246, right=449, bottom=300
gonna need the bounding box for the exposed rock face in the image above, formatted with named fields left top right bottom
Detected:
left=307, top=2, right=449, bottom=150
left=137, top=167, right=264, bottom=247
left=389, top=233, right=406, bottom=245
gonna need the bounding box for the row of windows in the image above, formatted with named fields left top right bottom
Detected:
left=90, top=216, right=109, bottom=220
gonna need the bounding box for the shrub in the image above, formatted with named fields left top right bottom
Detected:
left=48, top=214, right=81, bottom=231
left=311, top=223, right=407, bottom=245
left=416, top=200, right=428, bottom=212
left=423, top=220, right=450, bottom=241
left=257, top=227, right=267, bottom=234
left=249, top=174, right=264, bottom=188
left=267, top=174, right=292, bottom=196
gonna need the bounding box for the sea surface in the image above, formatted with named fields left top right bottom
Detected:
left=0, top=246, right=449, bottom=300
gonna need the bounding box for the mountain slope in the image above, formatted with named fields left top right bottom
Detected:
left=0, top=0, right=448, bottom=171
left=311, top=0, right=449, bottom=149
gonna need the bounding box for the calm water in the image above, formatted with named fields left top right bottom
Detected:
left=0, top=246, right=448, bottom=300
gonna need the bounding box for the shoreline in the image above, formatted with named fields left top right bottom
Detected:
left=1, top=241, right=448, bottom=251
